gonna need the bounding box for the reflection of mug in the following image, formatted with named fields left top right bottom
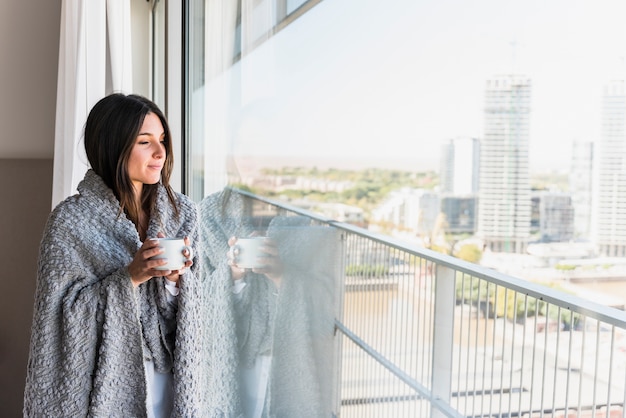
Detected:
left=153, top=238, right=193, bottom=271
left=234, top=237, right=267, bottom=268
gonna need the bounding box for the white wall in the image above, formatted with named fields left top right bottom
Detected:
left=0, top=0, right=61, bottom=158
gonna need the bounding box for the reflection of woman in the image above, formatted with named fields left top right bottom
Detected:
left=199, top=188, right=338, bottom=417
left=23, top=94, right=207, bottom=417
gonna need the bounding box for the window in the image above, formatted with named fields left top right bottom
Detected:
left=184, top=0, right=626, bottom=261
left=185, top=0, right=324, bottom=199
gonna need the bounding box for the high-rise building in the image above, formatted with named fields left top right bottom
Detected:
left=371, top=188, right=440, bottom=237
left=592, top=81, right=626, bottom=256
left=440, top=137, right=480, bottom=195
left=477, top=75, right=532, bottom=253
left=569, top=141, right=593, bottom=239
left=441, top=195, right=477, bottom=234
left=533, top=192, right=575, bottom=243
left=439, top=137, right=480, bottom=236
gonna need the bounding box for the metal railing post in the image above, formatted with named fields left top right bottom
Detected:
left=332, top=230, right=347, bottom=417
left=431, top=264, right=456, bottom=418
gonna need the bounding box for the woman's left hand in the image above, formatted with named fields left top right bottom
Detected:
left=160, top=232, right=193, bottom=285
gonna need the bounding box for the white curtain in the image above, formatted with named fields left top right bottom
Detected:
left=52, top=0, right=133, bottom=208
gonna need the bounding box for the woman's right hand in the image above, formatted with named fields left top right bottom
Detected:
left=128, top=238, right=170, bottom=287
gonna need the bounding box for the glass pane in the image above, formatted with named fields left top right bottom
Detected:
left=186, top=2, right=342, bottom=417
left=186, top=0, right=626, bottom=254
left=184, top=1, right=626, bottom=416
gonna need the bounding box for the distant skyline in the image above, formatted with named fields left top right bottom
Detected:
left=221, top=0, right=626, bottom=173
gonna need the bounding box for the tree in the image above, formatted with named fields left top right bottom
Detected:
left=454, top=243, right=483, bottom=264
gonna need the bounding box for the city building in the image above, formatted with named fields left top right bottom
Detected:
left=477, top=75, right=532, bottom=253
left=439, top=137, right=480, bottom=236
left=439, top=137, right=480, bottom=195
left=533, top=191, right=575, bottom=243
left=569, top=141, right=594, bottom=239
left=291, top=200, right=365, bottom=225
left=440, top=195, right=477, bottom=234
left=371, top=188, right=440, bottom=238
left=592, top=81, right=626, bottom=256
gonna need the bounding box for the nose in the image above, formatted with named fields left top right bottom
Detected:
left=154, top=142, right=166, bottom=159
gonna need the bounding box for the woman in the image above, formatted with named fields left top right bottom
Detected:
left=23, top=94, right=208, bottom=417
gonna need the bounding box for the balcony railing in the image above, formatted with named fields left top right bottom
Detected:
left=235, top=189, right=626, bottom=418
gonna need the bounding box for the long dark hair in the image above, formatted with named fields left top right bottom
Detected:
left=84, top=93, right=178, bottom=227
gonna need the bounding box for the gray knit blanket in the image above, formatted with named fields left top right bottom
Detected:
left=24, top=170, right=209, bottom=417
left=198, top=189, right=338, bottom=417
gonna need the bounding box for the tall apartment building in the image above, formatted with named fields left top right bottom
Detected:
left=533, top=192, right=575, bottom=243
left=592, top=81, right=626, bottom=256
left=569, top=141, right=593, bottom=239
left=441, top=196, right=477, bottom=234
left=477, top=75, right=532, bottom=253
left=440, top=137, right=480, bottom=195
left=440, top=137, right=480, bottom=235
left=371, top=188, right=440, bottom=237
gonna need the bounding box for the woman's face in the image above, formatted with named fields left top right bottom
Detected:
left=128, top=112, right=166, bottom=193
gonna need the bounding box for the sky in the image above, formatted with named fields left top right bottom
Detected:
left=222, top=0, right=626, bottom=172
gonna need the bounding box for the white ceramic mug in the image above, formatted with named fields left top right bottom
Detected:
left=234, top=237, right=267, bottom=269
left=153, top=238, right=193, bottom=271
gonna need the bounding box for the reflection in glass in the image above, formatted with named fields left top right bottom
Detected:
left=198, top=189, right=340, bottom=416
